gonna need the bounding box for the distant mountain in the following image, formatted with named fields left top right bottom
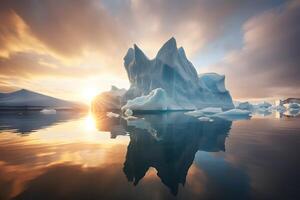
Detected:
left=0, top=89, right=86, bottom=110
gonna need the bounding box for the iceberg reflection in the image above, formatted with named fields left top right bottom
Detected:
left=94, top=111, right=232, bottom=195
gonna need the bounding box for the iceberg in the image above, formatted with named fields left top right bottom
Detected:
left=93, top=37, right=234, bottom=112
left=40, top=109, right=56, bottom=114
left=199, top=107, right=223, bottom=115
left=213, top=109, right=251, bottom=121
left=198, top=117, right=214, bottom=122
left=92, top=86, right=126, bottom=111
left=122, top=88, right=171, bottom=111
left=284, top=109, right=300, bottom=117
left=185, top=107, right=251, bottom=121
left=236, top=101, right=253, bottom=110
left=255, top=101, right=272, bottom=109
left=272, top=105, right=286, bottom=113
left=184, top=110, right=205, bottom=117
left=124, top=109, right=133, bottom=116
left=106, top=112, right=120, bottom=118
left=122, top=115, right=138, bottom=120
left=251, top=101, right=273, bottom=115
left=122, top=37, right=234, bottom=111
left=185, top=107, right=222, bottom=117
left=288, top=103, right=300, bottom=109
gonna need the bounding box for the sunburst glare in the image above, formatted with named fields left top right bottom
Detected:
left=84, top=112, right=97, bottom=132
left=82, top=87, right=99, bottom=104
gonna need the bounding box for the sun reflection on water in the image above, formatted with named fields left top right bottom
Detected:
left=84, top=112, right=97, bottom=132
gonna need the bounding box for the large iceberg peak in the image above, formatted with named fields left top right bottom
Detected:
left=94, top=37, right=234, bottom=111
left=121, top=37, right=234, bottom=110
left=124, top=47, right=134, bottom=67
left=133, top=44, right=149, bottom=62
left=156, top=37, right=178, bottom=60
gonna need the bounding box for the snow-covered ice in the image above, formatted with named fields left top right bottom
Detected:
left=288, top=103, right=300, bottom=109
left=213, top=109, right=251, bottom=121
left=272, top=105, right=286, bottom=113
left=255, top=101, right=272, bottom=109
left=215, top=109, right=251, bottom=116
left=122, top=88, right=170, bottom=111
left=185, top=107, right=222, bottom=117
left=40, top=109, right=56, bottom=114
left=198, top=117, right=214, bottom=122
left=185, top=110, right=205, bottom=117
left=106, top=112, right=120, bottom=118
left=124, top=109, right=133, bottom=116
left=284, top=109, right=300, bottom=117
left=92, top=86, right=126, bottom=111
left=199, top=107, right=223, bottom=115
left=121, top=37, right=234, bottom=111
left=236, top=102, right=253, bottom=110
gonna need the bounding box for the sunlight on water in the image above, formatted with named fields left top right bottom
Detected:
left=0, top=111, right=299, bottom=200
left=83, top=112, right=98, bottom=132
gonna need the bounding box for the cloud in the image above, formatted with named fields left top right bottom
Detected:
left=204, top=0, right=300, bottom=99
left=1, top=0, right=127, bottom=59
left=0, top=0, right=295, bottom=100
left=0, top=9, right=45, bottom=58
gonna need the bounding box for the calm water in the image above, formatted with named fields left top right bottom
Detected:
left=0, top=111, right=299, bottom=200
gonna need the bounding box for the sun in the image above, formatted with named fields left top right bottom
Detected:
left=82, top=87, right=99, bottom=104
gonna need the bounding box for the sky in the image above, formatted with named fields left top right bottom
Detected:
left=0, top=0, right=299, bottom=103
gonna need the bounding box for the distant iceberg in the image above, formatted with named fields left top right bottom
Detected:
left=185, top=107, right=222, bottom=117
left=288, top=103, right=300, bottom=109
left=185, top=107, right=251, bottom=121
left=93, top=37, right=234, bottom=112
left=255, top=101, right=272, bottom=109
left=236, top=101, right=253, bottom=110
left=272, top=105, right=286, bottom=113
left=92, top=86, right=126, bottom=111
left=213, top=109, right=251, bottom=120
left=198, top=116, right=214, bottom=122
left=40, top=109, right=56, bottom=114
left=106, top=112, right=120, bottom=118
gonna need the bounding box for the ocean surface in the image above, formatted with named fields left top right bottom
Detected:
left=0, top=111, right=299, bottom=200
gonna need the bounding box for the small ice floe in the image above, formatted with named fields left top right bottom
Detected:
left=124, top=109, right=133, bottom=116
left=236, top=101, right=253, bottom=110
left=200, top=107, right=222, bottom=115
left=288, top=103, right=300, bottom=109
left=185, top=110, right=204, bottom=117
left=198, top=117, right=214, bottom=122
left=40, top=109, right=56, bottom=114
left=106, top=112, right=120, bottom=118
left=214, top=109, right=251, bottom=121
left=255, top=101, right=272, bottom=109
left=123, top=115, right=138, bottom=120
left=285, top=110, right=300, bottom=117
left=272, top=105, right=286, bottom=113
left=185, top=107, right=222, bottom=117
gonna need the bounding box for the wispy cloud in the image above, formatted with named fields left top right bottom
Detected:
left=203, top=0, right=300, bottom=99
left=0, top=0, right=297, bottom=101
